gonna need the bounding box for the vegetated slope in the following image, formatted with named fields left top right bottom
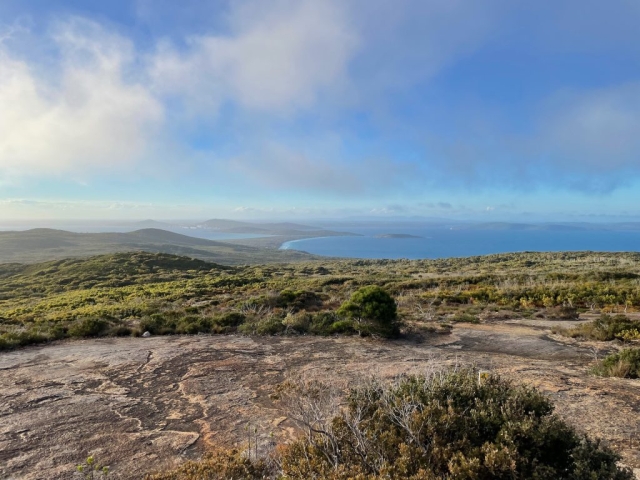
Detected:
left=0, top=228, right=316, bottom=265
left=2, top=250, right=640, bottom=350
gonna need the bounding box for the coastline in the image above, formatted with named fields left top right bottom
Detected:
left=222, top=231, right=359, bottom=250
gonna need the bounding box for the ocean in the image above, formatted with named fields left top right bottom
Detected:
left=280, top=226, right=640, bottom=259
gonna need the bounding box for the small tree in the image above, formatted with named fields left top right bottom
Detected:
left=337, top=286, right=399, bottom=338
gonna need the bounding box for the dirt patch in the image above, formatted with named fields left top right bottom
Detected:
left=1, top=326, right=639, bottom=479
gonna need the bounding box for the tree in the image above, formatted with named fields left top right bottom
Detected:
left=337, top=286, right=399, bottom=338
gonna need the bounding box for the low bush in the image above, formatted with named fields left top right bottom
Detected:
left=564, top=314, right=640, bottom=341
left=145, top=449, right=270, bottom=480
left=150, top=369, right=634, bottom=480
left=238, top=316, right=286, bottom=336
left=68, top=317, right=110, bottom=338
left=593, top=348, right=640, bottom=378
left=451, top=312, right=480, bottom=323
left=544, top=305, right=580, bottom=320
left=0, top=329, right=49, bottom=350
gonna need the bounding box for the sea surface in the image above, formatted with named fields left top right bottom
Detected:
left=280, top=226, right=640, bottom=259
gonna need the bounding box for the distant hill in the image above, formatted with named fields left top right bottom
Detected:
left=197, top=218, right=349, bottom=236
left=0, top=228, right=318, bottom=265
left=450, top=222, right=640, bottom=232
left=453, top=222, right=585, bottom=232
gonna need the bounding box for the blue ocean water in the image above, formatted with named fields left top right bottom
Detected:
left=280, top=227, right=640, bottom=259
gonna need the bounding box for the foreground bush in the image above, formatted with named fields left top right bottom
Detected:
left=149, top=369, right=633, bottom=480
left=593, top=348, right=640, bottom=379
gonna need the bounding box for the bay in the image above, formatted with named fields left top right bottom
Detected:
left=280, top=226, right=640, bottom=259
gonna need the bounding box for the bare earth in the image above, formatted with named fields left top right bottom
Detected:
left=1, top=322, right=639, bottom=479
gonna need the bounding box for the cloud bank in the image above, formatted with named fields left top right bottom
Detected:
left=1, top=0, right=640, bottom=203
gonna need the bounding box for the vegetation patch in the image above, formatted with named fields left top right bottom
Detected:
left=560, top=314, right=640, bottom=341
left=593, top=348, right=640, bottom=379
left=3, top=251, right=640, bottom=350
left=146, top=369, right=634, bottom=480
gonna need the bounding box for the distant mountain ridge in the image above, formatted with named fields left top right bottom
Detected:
left=451, top=222, right=640, bottom=232
left=0, top=228, right=317, bottom=265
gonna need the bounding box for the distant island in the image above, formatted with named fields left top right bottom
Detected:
left=374, top=233, right=422, bottom=239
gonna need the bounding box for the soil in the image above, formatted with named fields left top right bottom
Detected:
left=1, top=322, right=639, bottom=479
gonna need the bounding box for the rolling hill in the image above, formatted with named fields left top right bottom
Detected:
left=0, top=228, right=318, bottom=265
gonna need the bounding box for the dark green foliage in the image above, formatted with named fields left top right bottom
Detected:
left=213, top=312, right=246, bottom=328
left=238, top=316, right=286, bottom=335
left=593, top=348, right=640, bottom=378
left=544, top=305, right=580, bottom=319
left=279, top=369, right=633, bottom=480
left=451, top=312, right=480, bottom=323
left=276, top=290, right=323, bottom=311
left=68, top=318, right=110, bottom=338
left=337, top=285, right=399, bottom=338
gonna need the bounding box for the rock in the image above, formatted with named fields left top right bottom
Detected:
left=142, top=331, right=151, bottom=338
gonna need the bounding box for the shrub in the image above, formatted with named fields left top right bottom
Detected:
left=213, top=312, right=246, bottom=328
left=152, top=369, right=633, bottom=480
left=68, top=318, right=110, bottom=338
left=544, top=305, right=580, bottom=320
left=139, top=314, right=177, bottom=335
left=0, top=330, right=49, bottom=350
left=593, top=348, right=640, bottom=378
left=337, top=286, right=399, bottom=338
left=238, top=316, right=285, bottom=336
left=328, top=319, right=355, bottom=334
left=282, top=312, right=312, bottom=333
left=278, top=369, right=633, bottom=479
left=565, top=314, right=640, bottom=341
left=308, top=312, right=339, bottom=335
left=277, top=290, right=323, bottom=311
left=451, top=312, right=480, bottom=323
left=145, top=449, right=270, bottom=480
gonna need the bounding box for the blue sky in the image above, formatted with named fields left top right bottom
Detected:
left=1, top=0, right=640, bottom=221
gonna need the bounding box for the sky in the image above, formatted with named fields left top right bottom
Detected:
left=1, top=0, right=640, bottom=222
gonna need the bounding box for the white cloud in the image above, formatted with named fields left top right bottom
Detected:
left=542, top=83, right=640, bottom=171
left=0, top=18, right=163, bottom=179
left=150, top=0, right=358, bottom=113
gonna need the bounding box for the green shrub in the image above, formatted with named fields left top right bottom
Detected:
left=238, top=316, right=285, bottom=336
left=593, top=348, right=640, bottom=378
left=139, top=314, right=177, bottom=335
left=328, top=319, right=355, bottom=334
left=0, top=330, right=49, bottom=350
left=308, top=312, right=338, bottom=335
left=151, top=369, right=633, bottom=480
left=278, top=369, right=634, bottom=480
left=68, top=318, right=110, bottom=338
left=565, top=314, right=640, bottom=341
left=277, top=290, right=323, bottom=311
left=337, top=286, right=399, bottom=338
left=451, top=312, right=480, bottom=323
left=213, top=312, right=246, bottom=328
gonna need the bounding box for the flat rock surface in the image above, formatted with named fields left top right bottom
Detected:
left=1, top=323, right=639, bottom=479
